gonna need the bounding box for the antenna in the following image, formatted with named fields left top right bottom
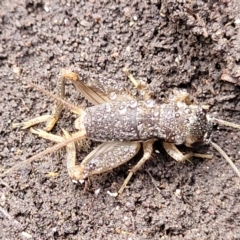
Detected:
left=24, top=79, right=82, bottom=115
left=210, top=140, right=240, bottom=178
left=211, top=117, right=240, bottom=130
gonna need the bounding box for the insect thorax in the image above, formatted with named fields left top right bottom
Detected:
left=81, top=100, right=212, bottom=146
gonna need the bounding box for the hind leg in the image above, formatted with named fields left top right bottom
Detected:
left=12, top=73, right=67, bottom=131
left=12, top=69, right=107, bottom=131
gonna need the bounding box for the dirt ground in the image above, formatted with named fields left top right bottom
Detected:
left=0, top=0, right=240, bottom=239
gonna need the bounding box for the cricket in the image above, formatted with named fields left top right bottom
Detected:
left=2, top=68, right=240, bottom=194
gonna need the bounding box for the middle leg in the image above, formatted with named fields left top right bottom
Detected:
left=122, top=67, right=152, bottom=100
left=118, top=140, right=154, bottom=194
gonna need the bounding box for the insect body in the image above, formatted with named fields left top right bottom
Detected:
left=4, top=68, right=240, bottom=194
left=82, top=100, right=211, bottom=145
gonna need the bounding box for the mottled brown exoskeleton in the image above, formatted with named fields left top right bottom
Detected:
left=3, top=68, right=240, bottom=194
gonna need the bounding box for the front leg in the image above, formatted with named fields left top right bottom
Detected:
left=162, top=142, right=213, bottom=162
left=162, top=142, right=193, bottom=162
